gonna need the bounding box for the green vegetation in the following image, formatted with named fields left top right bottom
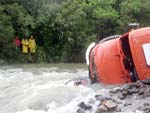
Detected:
left=0, top=0, right=150, bottom=63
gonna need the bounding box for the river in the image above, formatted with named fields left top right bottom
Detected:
left=0, top=63, right=102, bottom=113
left=0, top=63, right=146, bottom=113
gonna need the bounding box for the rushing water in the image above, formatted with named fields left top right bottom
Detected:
left=0, top=63, right=146, bottom=113
left=0, top=63, right=102, bottom=113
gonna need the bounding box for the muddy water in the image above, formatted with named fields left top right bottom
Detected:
left=0, top=63, right=93, bottom=113
left=0, top=64, right=145, bottom=113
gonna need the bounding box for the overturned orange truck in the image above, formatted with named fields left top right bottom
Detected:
left=86, top=27, right=150, bottom=84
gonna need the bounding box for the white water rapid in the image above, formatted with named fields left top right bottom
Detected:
left=0, top=64, right=145, bottom=113
left=0, top=64, right=101, bottom=113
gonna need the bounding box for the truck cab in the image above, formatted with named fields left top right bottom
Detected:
left=86, top=27, right=150, bottom=84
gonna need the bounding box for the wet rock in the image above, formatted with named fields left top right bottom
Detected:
left=128, top=88, right=139, bottom=94
left=95, top=95, right=110, bottom=101
left=144, top=102, right=150, bottom=106
left=95, top=105, right=108, bottom=113
left=128, top=83, right=139, bottom=89
left=145, top=92, right=150, bottom=97
left=137, top=106, right=143, bottom=111
left=138, top=89, right=145, bottom=95
left=122, top=90, right=130, bottom=96
left=109, top=88, right=121, bottom=94
left=87, top=98, right=95, bottom=104
left=146, top=87, right=150, bottom=93
left=76, top=108, right=85, bottom=113
left=78, top=102, right=92, bottom=110
left=102, top=100, right=117, bottom=111
left=122, top=84, right=131, bottom=90
left=145, top=88, right=150, bottom=97
left=79, top=80, right=150, bottom=113
left=95, top=95, right=102, bottom=100
left=124, top=102, right=132, bottom=106
left=141, top=78, right=150, bottom=85
left=136, top=81, right=144, bottom=88
left=123, top=82, right=142, bottom=91
left=118, top=92, right=125, bottom=100
left=143, top=107, right=150, bottom=113
left=116, top=108, right=122, bottom=112
left=117, top=81, right=150, bottom=99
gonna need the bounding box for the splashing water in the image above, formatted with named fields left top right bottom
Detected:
left=0, top=64, right=100, bottom=113
left=0, top=64, right=145, bottom=113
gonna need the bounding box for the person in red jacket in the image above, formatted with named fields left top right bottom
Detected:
left=14, top=36, right=21, bottom=50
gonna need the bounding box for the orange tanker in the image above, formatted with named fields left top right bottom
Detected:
left=86, top=27, right=150, bottom=84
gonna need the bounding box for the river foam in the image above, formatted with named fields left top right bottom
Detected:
left=0, top=64, right=146, bottom=113
left=0, top=64, right=94, bottom=113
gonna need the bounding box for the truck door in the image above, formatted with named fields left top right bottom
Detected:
left=129, top=27, right=150, bottom=80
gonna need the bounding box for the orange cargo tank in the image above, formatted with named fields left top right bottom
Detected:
left=86, top=27, right=150, bottom=84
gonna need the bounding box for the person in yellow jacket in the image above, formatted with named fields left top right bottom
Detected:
left=29, top=36, right=36, bottom=53
left=21, top=38, right=29, bottom=53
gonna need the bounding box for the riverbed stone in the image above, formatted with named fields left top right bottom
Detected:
left=95, top=95, right=111, bottom=102
left=109, top=88, right=121, bottom=94
left=141, top=78, right=150, bottom=85
left=128, top=87, right=139, bottom=94
left=95, top=95, right=105, bottom=101
left=144, top=102, right=150, bottom=106
left=124, top=102, right=132, bottom=106
left=76, top=108, right=85, bottom=113
left=95, top=104, right=108, bottom=113
left=138, top=89, right=145, bottom=96
left=143, top=107, right=150, bottom=113
left=77, top=80, right=150, bottom=113
left=78, top=102, right=92, bottom=110
left=87, top=98, right=95, bottom=104
left=102, top=100, right=117, bottom=111
left=118, top=92, right=125, bottom=100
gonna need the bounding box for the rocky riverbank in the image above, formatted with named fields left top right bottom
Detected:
left=76, top=81, right=150, bottom=113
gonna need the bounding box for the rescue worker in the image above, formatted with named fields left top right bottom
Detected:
left=28, top=35, right=36, bottom=53
left=14, top=36, right=21, bottom=50
left=21, top=38, right=29, bottom=53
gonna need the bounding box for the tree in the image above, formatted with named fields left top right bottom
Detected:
left=0, top=0, right=150, bottom=63
left=119, top=0, right=150, bottom=31
left=0, top=2, right=34, bottom=61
